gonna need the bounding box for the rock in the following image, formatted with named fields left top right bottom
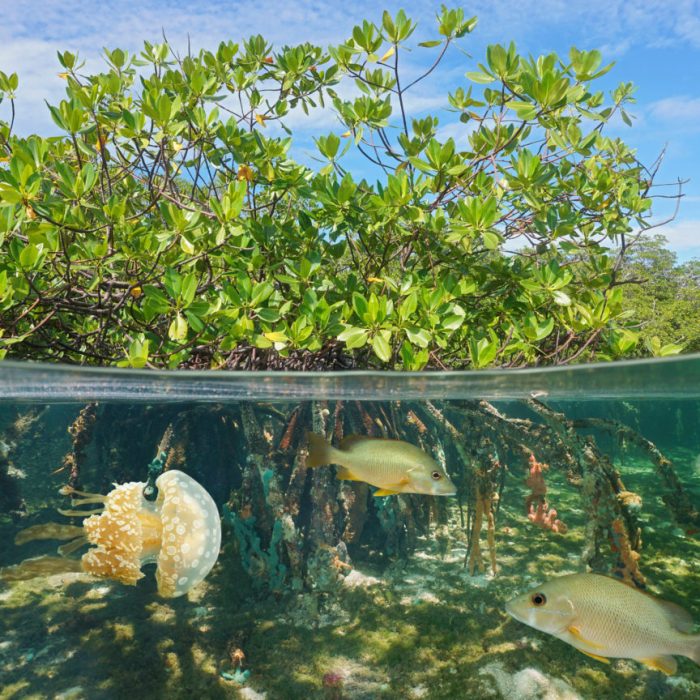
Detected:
left=55, top=687, right=85, bottom=700
left=480, top=662, right=581, bottom=700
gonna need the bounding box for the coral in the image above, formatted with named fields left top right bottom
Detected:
left=609, top=517, right=645, bottom=587
left=524, top=454, right=548, bottom=514
left=524, top=455, right=567, bottom=533
left=466, top=449, right=500, bottom=578
left=525, top=453, right=568, bottom=535
left=466, top=486, right=498, bottom=576
left=527, top=503, right=567, bottom=534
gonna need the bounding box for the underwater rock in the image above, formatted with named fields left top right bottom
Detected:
left=238, top=688, right=267, bottom=700
left=479, top=661, right=581, bottom=700
left=342, top=568, right=381, bottom=589
left=54, top=687, right=86, bottom=700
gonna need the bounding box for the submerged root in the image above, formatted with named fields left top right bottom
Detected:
left=14, top=522, right=85, bottom=546
left=467, top=489, right=485, bottom=576
left=0, top=555, right=83, bottom=581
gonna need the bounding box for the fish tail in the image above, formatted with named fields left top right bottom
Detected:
left=686, top=634, right=700, bottom=666
left=306, top=432, right=334, bottom=468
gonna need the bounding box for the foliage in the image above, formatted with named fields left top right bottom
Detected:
left=0, top=8, right=665, bottom=369
left=618, top=234, right=700, bottom=357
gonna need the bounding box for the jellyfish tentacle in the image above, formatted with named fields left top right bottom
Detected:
left=58, top=485, right=106, bottom=501
left=68, top=496, right=106, bottom=507
left=0, top=555, right=83, bottom=581
left=57, top=536, right=89, bottom=557
left=14, top=523, right=86, bottom=545
left=57, top=508, right=104, bottom=518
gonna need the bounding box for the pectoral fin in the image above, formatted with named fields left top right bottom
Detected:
left=639, top=655, right=677, bottom=675
left=373, top=489, right=400, bottom=497
left=579, top=650, right=610, bottom=664
left=568, top=625, right=605, bottom=651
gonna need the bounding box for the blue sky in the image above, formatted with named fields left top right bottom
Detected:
left=1, top=1, right=699, bottom=259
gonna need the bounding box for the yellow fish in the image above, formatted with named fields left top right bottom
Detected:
left=505, top=573, right=700, bottom=675
left=306, top=433, right=456, bottom=497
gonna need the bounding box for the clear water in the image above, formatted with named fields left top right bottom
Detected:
left=1, top=357, right=699, bottom=700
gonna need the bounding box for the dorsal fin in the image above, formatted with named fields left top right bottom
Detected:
left=338, top=435, right=367, bottom=451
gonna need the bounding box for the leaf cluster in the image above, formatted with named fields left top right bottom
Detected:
left=0, top=9, right=670, bottom=369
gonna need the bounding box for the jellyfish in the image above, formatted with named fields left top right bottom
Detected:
left=0, top=470, right=221, bottom=598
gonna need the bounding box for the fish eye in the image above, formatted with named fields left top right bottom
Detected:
left=431, top=471, right=442, bottom=480
left=531, top=592, right=547, bottom=607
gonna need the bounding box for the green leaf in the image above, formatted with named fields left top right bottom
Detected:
left=337, top=326, right=368, bottom=349
left=482, top=230, right=501, bottom=250
left=264, top=331, right=289, bottom=343
left=125, top=337, right=149, bottom=368
left=552, top=290, right=571, bottom=306
left=180, top=273, right=198, bottom=307
left=508, top=101, right=538, bottom=120
left=466, top=71, right=494, bottom=84
left=468, top=336, right=498, bottom=368
left=0, top=184, right=23, bottom=204
left=168, top=313, right=188, bottom=341
left=19, top=244, right=40, bottom=269
left=352, top=292, right=369, bottom=321
left=372, top=331, right=392, bottom=362
left=405, top=327, right=430, bottom=347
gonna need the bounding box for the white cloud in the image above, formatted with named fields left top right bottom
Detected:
left=651, top=219, right=700, bottom=252
left=474, top=0, right=700, bottom=50
left=2, top=0, right=700, bottom=140
left=648, top=96, right=700, bottom=126
left=0, top=1, right=451, bottom=135
left=435, top=120, right=479, bottom=149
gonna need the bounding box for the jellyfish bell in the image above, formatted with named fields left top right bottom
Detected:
left=0, top=470, right=221, bottom=598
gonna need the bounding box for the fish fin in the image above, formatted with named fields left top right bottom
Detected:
left=568, top=625, right=605, bottom=651
left=579, top=650, right=610, bottom=664
left=306, top=432, right=333, bottom=468
left=336, top=466, right=362, bottom=482
left=654, top=598, right=695, bottom=633
left=338, top=434, right=367, bottom=451
left=639, top=655, right=677, bottom=675
left=398, top=476, right=411, bottom=486
left=685, top=635, right=700, bottom=666
left=373, top=489, right=400, bottom=497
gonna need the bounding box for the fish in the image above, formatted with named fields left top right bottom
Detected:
left=306, top=433, right=456, bottom=497
left=505, top=572, right=700, bottom=675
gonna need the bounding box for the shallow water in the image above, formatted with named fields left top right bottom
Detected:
left=1, top=358, right=699, bottom=700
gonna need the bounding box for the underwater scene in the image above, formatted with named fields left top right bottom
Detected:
left=1, top=358, right=699, bottom=700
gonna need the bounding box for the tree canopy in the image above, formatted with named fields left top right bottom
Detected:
left=619, top=234, right=700, bottom=357
left=0, top=8, right=680, bottom=370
